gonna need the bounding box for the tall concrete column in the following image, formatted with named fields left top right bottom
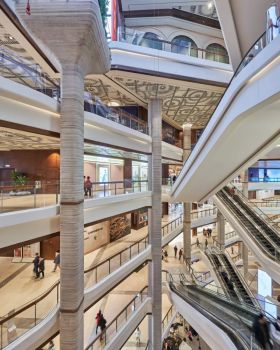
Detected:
left=59, top=65, right=85, bottom=349
left=242, top=241, right=249, bottom=277
left=14, top=2, right=110, bottom=349
left=242, top=170, right=249, bottom=198
left=217, top=210, right=225, bottom=251
left=183, top=124, right=192, bottom=262
left=148, top=99, right=162, bottom=349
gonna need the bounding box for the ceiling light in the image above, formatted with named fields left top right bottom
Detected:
left=208, top=1, right=213, bottom=9
left=108, top=100, right=120, bottom=107
left=9, top=35, right=14, bottom=40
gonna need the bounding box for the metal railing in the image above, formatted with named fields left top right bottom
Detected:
left=190, top=207, right=217, bottom=220
left=162, top=305, right=175, bottom=333
left=85, top=286, right=148, bottom=350
left=0, top=180, right=149, bottom=213
left=84, top=235, right=149, bottom=287
left=161, top=214, right=183, bottom=237
left=0, top=281, right=60, bottom=349
left=84, top=94, right=148, bottom=134
left=118, top=28, right=230, bottom=64
left=251, top=200, right=280, bottom=208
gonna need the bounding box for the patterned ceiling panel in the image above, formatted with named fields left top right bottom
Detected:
left=85, top=79, right=136, bottom=106
left=113, top=76, right=223, bottom=128
left=0, top=128, right=60, bottom=150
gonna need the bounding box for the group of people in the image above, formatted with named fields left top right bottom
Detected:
left=203, top=227, right=212, bottom=237
left=174, top=245, right=184, bottom=261
left=32, top=250, right=60, bottom=280
left=84, top=175, right=93, bottom=197
left=32, top=253, right=45, bottom=279
left=95, top=310, right=107, bottom=341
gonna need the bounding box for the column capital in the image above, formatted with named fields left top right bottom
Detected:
left=14, top=0, right=110, bottom=76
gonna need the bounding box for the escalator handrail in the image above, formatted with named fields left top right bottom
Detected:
left=218, top=190, right=280, bottom=260
left=169, top=282, right=251, bottom=350
left=230, top=184, right=280, bottom=239
left=184, top=277, right=278, bottom=324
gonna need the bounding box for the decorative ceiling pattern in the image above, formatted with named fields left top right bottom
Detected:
left=0, top=127, right=60, bottom=151
left=112, top=76, right=223, bottom=127
left=85, top=79, right=136, bottom=106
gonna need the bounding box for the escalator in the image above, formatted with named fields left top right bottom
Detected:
left=216, top=188, right=280, bottom=262
left=218, top=253, right=254, bottom=306
left=169, top=277, right=271, bottom=350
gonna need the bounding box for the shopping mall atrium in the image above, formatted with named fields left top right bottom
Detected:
left=0, top=0, right=280, bottom=349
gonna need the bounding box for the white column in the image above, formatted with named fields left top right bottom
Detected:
left=183, top=124, right=192, bottom=262
left=148, top=99, right=162, bottom=349
left=217, top=210, right=225, bottom=251
left=242, top=170, right=249, bottom=198
left=59, top=65, right=85, bottom=349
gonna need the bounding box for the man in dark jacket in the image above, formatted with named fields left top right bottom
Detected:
left=36, top=257, right=45, bottom=279
left=252, top=314, right=272, bottom=349
left=33, top=253, right=39, bottom=277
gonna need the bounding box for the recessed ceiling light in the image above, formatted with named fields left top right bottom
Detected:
left=208, top=1, right=213, bottom=9
left=108, top=101, right=120, bottom=107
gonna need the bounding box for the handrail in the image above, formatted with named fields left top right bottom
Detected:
left=0, top=280, right=60, bottom=325
left=162, top=305, right=174, bottom=333
left=118, top=28, right=230, bottom=63
left=84, top=235, right=148, bottom=276
left=85, top=286, right=148, bottom=349
left=169, top=282, right=251, bottom=349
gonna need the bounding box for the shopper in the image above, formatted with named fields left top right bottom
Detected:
left=204, top=239, right=208, bottom=250
left=252, top=314, right=272, bottom=350
left=83, top=176, right=87, bottom=196
left=196, top=237, right=200, bottom=247
left=164, top=250, right=168, bottom=262
left=135, top=327, right=141, bottom=346
left=84, top=176, right=92, bottom=197
left=32, top=253, right=39, bottom=277
left=178, top=248, right=183, bottom=262
left=174, top=245, right=178, bottom=258
left=39, top=257, right=45, bottom=279
left=52, top=250, right=60, bottom=272
left=95, top=310, right=102, bottom=334
left=99, top=314, right=107, bottom=341
left=172, top=175, right=177, bottom=184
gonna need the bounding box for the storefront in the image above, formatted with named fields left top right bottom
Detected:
left=84, top=155, right=124, bottom=183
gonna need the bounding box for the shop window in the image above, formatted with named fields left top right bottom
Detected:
left=205, top=43, right=229, bottom=63
left=140, top=32, right=163, bottom=50
left=171, top=35, right=198, bottom=57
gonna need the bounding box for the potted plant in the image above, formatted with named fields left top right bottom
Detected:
left=10, top=170, right=30, bottom=196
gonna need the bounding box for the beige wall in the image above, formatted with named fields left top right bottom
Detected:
left=84, top=162, right=96, bottom=181
left=84, top=221, right=110, bottom=254
left=110, top=164, right=124, bottom=181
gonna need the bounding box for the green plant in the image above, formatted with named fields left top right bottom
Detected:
left=11, top=170, right=28, bottom=187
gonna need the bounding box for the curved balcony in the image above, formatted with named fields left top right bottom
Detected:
left=171, top=27, right=280, bottom=202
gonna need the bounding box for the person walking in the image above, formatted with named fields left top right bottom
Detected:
left=178, top=248, right=183, bottom=262
left=84, top=176, right=92, bottom=197
left=52, top=250, right=60, bottom=272
left=270, top=316, right=280, bottom=350
left=99, top=314, right=107, bottom=341
left=37, top=257, right=45, bottom=279
left=196, top=237, right=200, bottom=248
left=32, top=253, right=39, bottom=278
left=174, top=245, right=178, bottom=258
left=252, top=314, right=272, bottom=350
left=204, top=238, right=208, bottom=251
left=95, top=310, right=102, bottom=334
left=135, top=327, right=141, bottom=346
